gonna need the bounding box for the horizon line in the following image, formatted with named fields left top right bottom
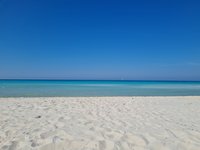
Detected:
left=0, top=79, right=200, bottom=82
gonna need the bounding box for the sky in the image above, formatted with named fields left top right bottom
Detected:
left=0, top=0, right=200, bottom=80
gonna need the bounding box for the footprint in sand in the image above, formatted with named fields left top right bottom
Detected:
left=99, top=140, right=114, bottom=150
left=122, top=133, right=148, bottom=147
left=99, top=129, right=123, bottom=141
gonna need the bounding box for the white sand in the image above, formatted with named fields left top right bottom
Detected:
left=0, top=96, right=200, bottom=150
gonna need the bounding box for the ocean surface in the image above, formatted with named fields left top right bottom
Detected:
left=0, top=80, right=200, bottom=97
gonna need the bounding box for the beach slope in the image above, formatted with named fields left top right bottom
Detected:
left=0, top=97, right=200, bottom=150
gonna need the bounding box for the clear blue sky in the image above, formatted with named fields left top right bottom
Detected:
left=0, top=0, right=200, bottom=80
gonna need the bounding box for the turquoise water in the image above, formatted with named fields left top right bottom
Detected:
left=0, top=80, right=200, bottom=97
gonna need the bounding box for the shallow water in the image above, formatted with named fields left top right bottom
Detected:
left=0, top=80, right=200, bottom=97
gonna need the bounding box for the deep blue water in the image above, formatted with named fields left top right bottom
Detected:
left=0, top=80, right=200, bottom=97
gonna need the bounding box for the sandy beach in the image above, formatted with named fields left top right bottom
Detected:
left=0, top=96, right=200, bottom=150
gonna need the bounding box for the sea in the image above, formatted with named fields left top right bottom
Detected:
left=0, top=80, right=200, bottom=97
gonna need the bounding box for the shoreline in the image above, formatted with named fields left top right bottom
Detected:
left=1, top=96, right=200, bottom=150
left=0, top=95, right=200, bottom=98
